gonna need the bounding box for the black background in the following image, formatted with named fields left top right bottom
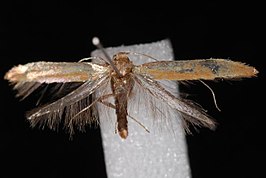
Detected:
left=0, top=1, right=264, bottom=178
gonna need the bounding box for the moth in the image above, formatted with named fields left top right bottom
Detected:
left=4, top=37, right=258, bottom=139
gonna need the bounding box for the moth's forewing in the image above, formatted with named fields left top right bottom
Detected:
left=133, top=59, right=258, bottom=81
left=5, top=61, right=109, bottom=83
left=5, top=61, right=110, bottom=99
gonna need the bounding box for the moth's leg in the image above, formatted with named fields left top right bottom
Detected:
left=73, top=93, right=114, bottom=118
left=127, top=115, right=150, bottom=133
left=98, top=98, right=150, bottom=134
left=68, top=93, right=115, bottom=136
left=98, top=100, right=116, bottom=109
left=97, top=96, right=123, bottom=135
left=97, top=94, right=123, bottom=133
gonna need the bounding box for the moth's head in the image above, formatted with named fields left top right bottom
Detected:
left=113, top=52, right=130, bottom=63
left=112, top=52, right=133, bottom=76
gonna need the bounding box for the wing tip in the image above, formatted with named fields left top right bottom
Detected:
left=4, top=65, right=28, bottom=83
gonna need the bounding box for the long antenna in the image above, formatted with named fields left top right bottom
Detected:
left=200, top=80, right=221, bottom=112
left=92, top=37, right=122, bottom=76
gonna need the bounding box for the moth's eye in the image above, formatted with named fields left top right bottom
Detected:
left=113, top=54, right=118, bottom=60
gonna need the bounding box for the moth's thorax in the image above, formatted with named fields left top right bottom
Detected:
left=111, top=52, right=133, bottom=77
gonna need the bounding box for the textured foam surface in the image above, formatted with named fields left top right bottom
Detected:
left=91, top=39, right=191, bottom=178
